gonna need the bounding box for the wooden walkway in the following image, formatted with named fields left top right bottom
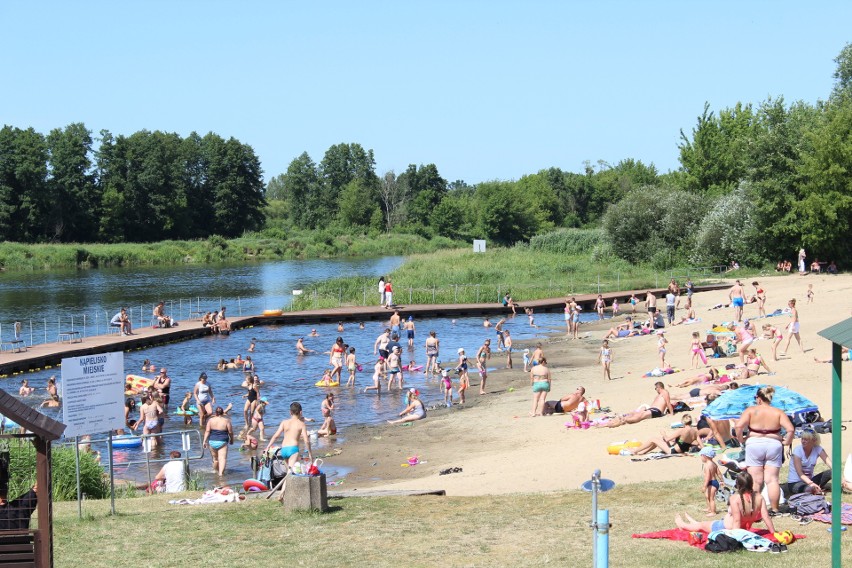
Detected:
left=0, top=284, right=728, bottom=376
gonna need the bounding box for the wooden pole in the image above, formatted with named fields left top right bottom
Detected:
left=34, top=437, right=53, bottom=568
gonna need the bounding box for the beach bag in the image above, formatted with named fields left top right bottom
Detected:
left=791, top=410, right=821, bottom=427
left=787, top=493, right=829, bottom=516
left=705, top=534, right=743, bottom=553
left=673, top=402, right=692, bottom=413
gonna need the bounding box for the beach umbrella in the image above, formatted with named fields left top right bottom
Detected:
left=702, top=384, right=819, bottom=421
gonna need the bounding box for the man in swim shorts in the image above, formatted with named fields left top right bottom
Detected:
left=645, top=291, right=657, bottom=324
left=264, top=402, right=313, bottom=470
left=729, top=279, right=745, bottom=322
left=606, top=382, right=672, bottom=427
left=542, top=387, right=587, bottom=416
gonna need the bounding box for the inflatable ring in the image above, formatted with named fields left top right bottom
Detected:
left=113, top=435, right=143, bottom=448
left=315, top=380, right=340, bottom=387
left=262, top=309, right=283, bottom=317
left=174, top=405, right=199, bottom=416
left=607, top=440, right=642, bottom=455
left=242, top=479, right=269, bottom=492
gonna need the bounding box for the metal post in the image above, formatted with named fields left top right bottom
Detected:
left=363, top=285, right=366, bottom=305
left=144, top=437, right=153, bottom=490
left=595, top=509, right=610, bottom=568
left=75, top=437, right=82, bottom=519
left=179, top=299, right=183, bottom=321
left=830, top=341, right=843, bottom=568
left=476, top=285, right=480, bottom=303
left=108, top=432, right=116, bottom=515
left=591, top=470, right=600, bottom=568
left=432, top=287, right=435, bottom=303
left=83, top=315, right=86, bottom=338
left=454, top=285, right=458, bottom=303
left=409, top=287, right=412, bottom=304
left=44, top=318, right=47, bottom=344
left=29, top=319, right=33, bottom=347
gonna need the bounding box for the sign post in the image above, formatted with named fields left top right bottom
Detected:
left=62, top=352, right=125, bottom=515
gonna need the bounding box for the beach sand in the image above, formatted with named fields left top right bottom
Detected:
left=326, top=273, right=852, bottom=496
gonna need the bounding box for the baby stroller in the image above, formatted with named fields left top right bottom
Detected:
left=254, top=448, right=289, bottom=492
left=715, top=454, right=745, bottom=503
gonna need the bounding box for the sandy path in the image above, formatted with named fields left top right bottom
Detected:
left=329, top=273, right=852, bottom=496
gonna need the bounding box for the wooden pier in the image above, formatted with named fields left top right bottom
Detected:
left=0, top=284, right=728, bottom=375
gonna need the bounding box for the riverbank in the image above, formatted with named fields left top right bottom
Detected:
left=326, top=273, right=852, bottom=495
left=0, top=232, right=461, bottom=271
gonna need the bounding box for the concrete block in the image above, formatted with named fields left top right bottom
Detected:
left=283, top=473, right=328, bottom=512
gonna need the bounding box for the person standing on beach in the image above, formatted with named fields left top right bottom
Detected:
left=752, top=281, right=766, bottom=318
left=598, top=340, right=612, bottom=381
left=564, top=299, right=572, bottom=332
left=384, top=280, right=394, bottom=308
left=265, top=402, right=313, bottom=471
left=529, top=356, right=551, bottom=416
left=665, top=289, right=676, bottom=325
left=476, top=339, right=491, bottom=394
left=657, top=331, right=668, bottom=368
left=645, top=291, right=657, bottom=326
left=729, top=279, right=745, bottom=322
left=781, top=298, right=805, bottom=356
left=531, top=343, right=544, bottom=367
left=595, top=295, right=605, bottom=320
left=425, top=331, right=440, bottom=376
left=504, top=330, right=513, bottom=369
left=798, top=248, right=806, bottom=274
left=456, top=348, right=470, bottom=404
left=378, top=277, right=386, bottom=306
left=685, top=278, right=694, bottom=301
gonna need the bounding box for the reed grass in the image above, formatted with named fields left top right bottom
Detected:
left=0, top=232, right=462, bottom=271
left=290, top=247, right=730, bottom=310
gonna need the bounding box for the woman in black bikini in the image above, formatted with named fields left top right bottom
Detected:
left=623, top=414, right=701, bottom=455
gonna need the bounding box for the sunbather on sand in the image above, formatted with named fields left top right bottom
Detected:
left=670, top=381, right=738, bottom=402
left=542, top=387, right=587, bottom=417
left=669, top=368, right=720, bottom=388
left=604, top=382, right=672, bottom=428
left=602, top=318, right=639, bottom=339
left=621, top=414, right=701, bottom=455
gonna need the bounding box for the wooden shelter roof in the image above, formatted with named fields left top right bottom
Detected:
left=0, top=389, right=65, bottom=440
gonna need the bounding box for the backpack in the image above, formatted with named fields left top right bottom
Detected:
left=673, top=401, right=692, bottom=413
left=787, top=493, right=830, bottom=515
left=705, top=534, right=744, bottom=553
left=791, top=410, right=821, bottom=427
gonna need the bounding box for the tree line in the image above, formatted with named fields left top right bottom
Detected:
left=269, top=44, right=852, bottom=266
left=0, top=126, right=265, bottom=242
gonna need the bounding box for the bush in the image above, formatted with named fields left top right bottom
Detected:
left=8, top=440, right=107, bottom=501
left=529, top=228, right=604, bottom=254
left=690, top=183, right=766, bottom=266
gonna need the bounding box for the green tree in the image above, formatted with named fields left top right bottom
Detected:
left=400, top=163, right=447, bottom=227
left=45, top=123, right=99, bottom=242
left=278, top=152, right=320, bottom=228
left=475, top=181, right=551, bottom=245
left=338, top=179, right=380, bottom=228
left=832, top=42, right=852, bottom=98
left=0, top=126, right=50, bottom=242
left=209, top=137, right=266, bottom=237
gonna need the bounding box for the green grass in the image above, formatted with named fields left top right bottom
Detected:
left=0, top=232, right=463, bottom=271
left=290, top=247, right=733, bottom=310
left=49, top=477, right=845, bottom=568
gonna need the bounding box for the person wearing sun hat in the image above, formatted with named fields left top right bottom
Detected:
left=388, top=388, right=427, bottom=425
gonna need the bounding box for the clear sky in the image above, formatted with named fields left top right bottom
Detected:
left=1, top=1, right=850, bottom=184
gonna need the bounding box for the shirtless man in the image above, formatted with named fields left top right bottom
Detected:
left=603, top=318, right=636, bottom=339
left=389, top=311, right=401, bottom=337
left=605, top=382, right=672, bottom=427
left=373, top=328, right=391, bottom=359
left=530, top=343, right=544, bottom=366
left=542, top=387, right=587, bottom=416
left=296, top=337, right=314, bottom=355
left=670, top=381, right=738, bottom=402
left=729, top=279, right=746, bottom=322
left=264, top=402, right=313, bottom=471
left=645, top=291, right=657, bottom=327
left=494, top=318, right=506, bottom=350
left=153, top=301, right=173, bottom=327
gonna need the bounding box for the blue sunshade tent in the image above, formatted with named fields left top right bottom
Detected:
left=702, top=384, right=819, bottom=420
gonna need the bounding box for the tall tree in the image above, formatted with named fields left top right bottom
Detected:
left=0, top=126, right=49, bottom=242
left=399, top=163, right=447, bottom=228
left=46, top=123, right=99, bottom=242
left=209, top=137, right=266, bottom=237
left=280, top=152, right=320, bottom=228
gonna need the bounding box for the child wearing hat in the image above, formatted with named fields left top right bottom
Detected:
left=456, top=348, right=469, bottom=405
left=700, top=447, right=723, bottom=515
left=441, top=369, right=453, bottom=407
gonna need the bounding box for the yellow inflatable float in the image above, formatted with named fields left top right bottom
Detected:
left=607, top=440, right=642, bottom=455
left=262, top=309, right=283, bottom=316
left=126, top=374, right=155, bottom=395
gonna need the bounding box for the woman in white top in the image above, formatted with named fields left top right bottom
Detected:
left=786, top=429, right=831, bottom=496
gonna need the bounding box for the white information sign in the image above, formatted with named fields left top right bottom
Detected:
left=61, top=352, right=125, bottom=438
left=473, top=239, right=486, bottom=253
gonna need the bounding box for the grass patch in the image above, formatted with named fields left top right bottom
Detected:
left=290, top=247, right=737, bottom=309
left=0, top=232, right=463, bottom=272
left=50, top=477, right=843, bottom=567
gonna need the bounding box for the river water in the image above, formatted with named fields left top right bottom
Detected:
left=1, top=258, right=604, bottom=487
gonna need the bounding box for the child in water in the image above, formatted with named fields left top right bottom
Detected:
left=178, top=392, right=194, bottom=425
left=345, top=348, right=358, bottom=387
left=320, top=369, right=334, bottom=386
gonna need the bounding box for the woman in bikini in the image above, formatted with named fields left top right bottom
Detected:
left=134, top=393, right=164, bottom=448
left=752, top=281, right=766, bottom=318
left=623, top=414, right=701, bottom=455
left=203, top=406, right=234, bottom=476
left=735, top=386, right=795, bottom=513
left=425, top=331, right=440, bottom=377
left=329, top=337, right=345, bottom=384
left=670, top=368, right=720, bottom=389
left=675, top=471, right=777, bottom=534
left=728, top=321, right=754, bottom=364
left=762, top=323, right=783, bottom=361
left=739, top=348, right=772, bottom=380
left=241, top=374, right=259, bottom=432
left=529, top=356, right=552, bottom=416
left=244, top=397, right=268, bottom=446
left=153, top=368, right=171, bottom=409
left=476, top=339, right=491, bottom=394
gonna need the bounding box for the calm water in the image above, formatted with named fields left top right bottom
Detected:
left=1, top=258, right=605, bottom=486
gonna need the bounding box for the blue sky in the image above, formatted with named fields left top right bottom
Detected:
left=1, top=1, right=850, bottom=184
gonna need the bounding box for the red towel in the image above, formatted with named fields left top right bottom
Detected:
left=632, top=527, right=803, bottom=550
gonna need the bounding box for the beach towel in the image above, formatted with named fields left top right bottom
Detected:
left=632, top=528, right=802, bottom=550
left=810, top=503, right=852, bottom=525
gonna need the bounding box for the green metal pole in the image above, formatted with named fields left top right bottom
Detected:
left=831, top=341, right=842, bottom=568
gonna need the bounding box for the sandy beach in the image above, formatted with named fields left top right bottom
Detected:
left=328, top=273, right=852, bottom=496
